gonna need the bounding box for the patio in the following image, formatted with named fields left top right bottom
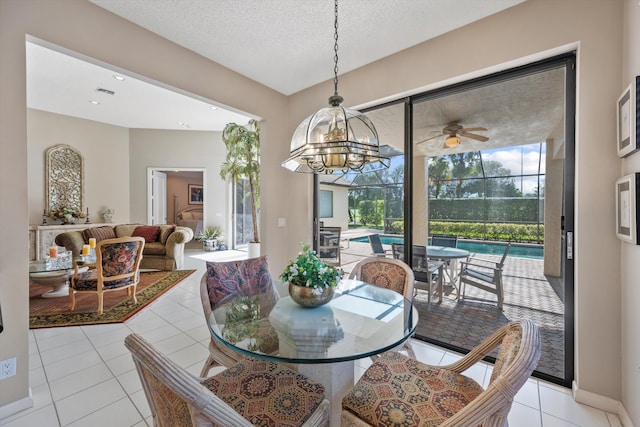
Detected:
left=337, top=229, right=564, bottom=380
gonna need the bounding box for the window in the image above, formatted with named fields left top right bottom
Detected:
left=319, top=190, right=333, bottom=218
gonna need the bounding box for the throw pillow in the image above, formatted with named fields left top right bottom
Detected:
left=83, top=226, right=116, bottom=243
left=132, top=225, right=160, bottom=243
left=158, top=224, right=176, bottom=244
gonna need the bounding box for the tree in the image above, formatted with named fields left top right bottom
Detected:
left=220, top=120, right=261, bottom=243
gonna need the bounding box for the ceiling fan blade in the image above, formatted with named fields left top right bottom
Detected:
left=460, top=127, right=487, bottom=132
left=416, top=133, right=443, bottom=144
left=460, top=131, right=489, bottom=142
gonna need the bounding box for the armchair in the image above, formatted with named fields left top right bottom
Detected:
left=342, top=319, right=541, bottom=426
left=69, top=236, right=144, bottom=314
left=459, top=242, right=511, bottom=310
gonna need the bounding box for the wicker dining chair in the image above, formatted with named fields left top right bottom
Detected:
left=199, top=256, right=279, bottom=376
left=125, top=333, right=330, bottom=427
left=342, top=318, right=541, bottom=427
left=348, top=256, right=416, bottom=358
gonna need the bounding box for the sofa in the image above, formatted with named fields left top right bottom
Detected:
left=55, top=224, right=194, bottom=271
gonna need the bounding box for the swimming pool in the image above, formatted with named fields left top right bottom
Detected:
left=350, top=235, right=544, bottom=259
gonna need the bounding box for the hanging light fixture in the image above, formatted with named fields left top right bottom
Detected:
left=282, top=0, right=389, bottom=174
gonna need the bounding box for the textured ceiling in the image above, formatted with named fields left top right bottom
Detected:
left=27, top=0, right=565, bottom=152
left=89, top=0, right=525, bottom=95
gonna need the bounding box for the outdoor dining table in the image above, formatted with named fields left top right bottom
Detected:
left=207, top=278, right=418, bottom=426
left=426, top=245, right=471, bottom=297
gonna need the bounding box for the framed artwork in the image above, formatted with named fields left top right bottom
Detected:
left=617, top=76, right=639, bottom=158
left=615, top=173, right=640, bottom=244
left=188, top=184, right=203, bottom=205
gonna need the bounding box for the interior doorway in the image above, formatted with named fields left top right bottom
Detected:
left=147, top=168, right=206, bottom=238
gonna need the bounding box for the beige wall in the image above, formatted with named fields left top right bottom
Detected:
left=28, top=110, right=131, bottom=226
left=129, top=129, right=227, bottom=235
left=621, top=0, right=640, bottom=424
left=1, top=0, right=637, bottom=423
left=319, top=184, right=349, bottom=230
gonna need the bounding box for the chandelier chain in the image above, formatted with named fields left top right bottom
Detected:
left=333, top=0, right=339, bottom=95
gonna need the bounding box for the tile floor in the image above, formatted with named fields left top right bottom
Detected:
left=1, top=249, right=623, bottom=427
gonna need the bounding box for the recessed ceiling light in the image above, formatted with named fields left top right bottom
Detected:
left=89, top=100, right=100, bottom=105
left=210, top=106, right=218, bottom=111
left=177, top=121, right=185, bottom=125
left=113, top=75, right=125, bottom=81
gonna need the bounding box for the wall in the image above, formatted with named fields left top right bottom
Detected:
left=0, top=0, right=290, bottom=413
left=27, top=110, right=131, bottom=226
left=319, top=184, right=349, bottom=230
left=289, top=0, right=626, bottom=412
left=129, top=129, right=227, bottom=235
left=621, top=1, right=640, bottom=424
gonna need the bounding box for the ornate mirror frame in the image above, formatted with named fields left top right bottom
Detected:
left=46, top=144, right=84, bottom=215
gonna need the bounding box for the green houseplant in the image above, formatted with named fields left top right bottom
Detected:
left=219, top=120, right=261, bottom=254
left=196, top=225, right=222, bottom=251
left=280, top=243, right=342, bottom=307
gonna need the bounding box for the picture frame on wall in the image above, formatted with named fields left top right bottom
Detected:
left=188, top=184, right=203, bottom=205
left=616, top=76, right=639, bottom=158
left=615, top=173, right=640, bottom=244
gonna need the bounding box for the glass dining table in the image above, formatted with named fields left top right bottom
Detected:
left=207, top=278, right=418, bottom=426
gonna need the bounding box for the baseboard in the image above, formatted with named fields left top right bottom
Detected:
left=0, top=389, right=33, bottom=421
left=572, top=381, right=635, bottom=427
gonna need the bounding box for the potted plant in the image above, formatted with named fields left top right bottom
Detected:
left=219, top=119, right=261, bottom=257
left=280, top=243, right=342, bottom=307
left=197, top=226, right=222, bottom=251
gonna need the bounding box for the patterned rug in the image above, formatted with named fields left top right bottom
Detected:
left=29, top=270, right=196, bottom=328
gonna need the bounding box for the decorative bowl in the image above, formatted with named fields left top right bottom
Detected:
left=289, top=283, right=334, bottom=308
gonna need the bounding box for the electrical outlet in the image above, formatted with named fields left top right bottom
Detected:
left=0, top=357, right=16, bottom=380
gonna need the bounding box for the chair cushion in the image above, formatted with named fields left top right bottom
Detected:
left=359, top=262, right=408, bottom=296
left=143, top=241, right=167, bottom=256
left=342, top=351, right=484, bottom=426
left=72, top=269, right=134, bottom=290
left=83, top=226, right=116, bottom=243
left=132, top=225, right=160, bottom=243
left=201, top=358, right=325, bottom=427
left=205, top=256, right=277, bottom=311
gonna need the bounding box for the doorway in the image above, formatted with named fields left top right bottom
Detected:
left=147, top=168, right=206, bottom=238
left=316, top=53, right=575, bottom=386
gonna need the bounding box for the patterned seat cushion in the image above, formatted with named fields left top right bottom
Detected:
left=72, top=269, right=134, bottom=290
left=201, top=358, right=326, bottom=427
left=359, top=262, right=408, bottom=296
left=342, top=351, right=484, bottom=426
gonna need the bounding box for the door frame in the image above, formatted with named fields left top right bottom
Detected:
left=147, top=167, right=207, bottom=225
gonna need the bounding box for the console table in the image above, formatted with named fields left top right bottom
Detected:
left=29, top=223, right=102, bottom=261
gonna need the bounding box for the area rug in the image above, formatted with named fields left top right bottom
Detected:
left=29, top=269, right=196, bottom=329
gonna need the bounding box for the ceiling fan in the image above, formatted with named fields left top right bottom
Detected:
left=417, top=122, right=489, bottom=148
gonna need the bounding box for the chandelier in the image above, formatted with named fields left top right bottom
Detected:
left=282, top=0, right=389, bottom=174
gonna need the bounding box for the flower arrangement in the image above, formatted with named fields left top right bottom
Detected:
left=280, top=243, right=342, bottom=291
left=49, top=206, right=85, bottom=221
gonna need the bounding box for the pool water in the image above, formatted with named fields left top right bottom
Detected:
left=350, top=235, right=544, bottom=259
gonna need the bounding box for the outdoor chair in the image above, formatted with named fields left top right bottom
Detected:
left=459, top=242, right=512, bottom=310
left=69, top=236, right=144, bottom=314
left=431, top=233, right=459, bottom=248
left=318, top=226, right=341, bottom=265
left=125, top=333, right=330, bottom=427
left=342, top=318, right=541, bottom=427
left=368, top=234, right=392, bottom=257
left=391, top=243, right=444, bottom=308
left=199, top=256, right=280, bottom=376
left=348, top=256, right=416, bottom=358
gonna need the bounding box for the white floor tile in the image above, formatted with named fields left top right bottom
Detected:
left=104, top=352, right=136, bottom=377
left=65, top=397, right=143, bottom=427
left=539, top=383, right=611, bottom=426
left=49, top=364, right=114, bottom=401
left=43, top=349, right=103, bottom=382
left=508, top=401, right=542, bottom=426
left=55, top=378, right=126, bottom=425
left=116, top=369, right=143, bottom=396
left=0, top=404, right=60, bottom=427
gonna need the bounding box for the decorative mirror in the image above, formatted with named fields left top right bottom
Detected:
left=46, top=144, right=84, bottom=222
